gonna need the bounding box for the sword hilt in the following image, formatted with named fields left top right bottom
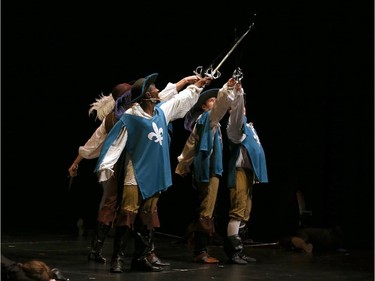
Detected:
left=204, top=67, right=221, bottom=79
left=194, top=65, right=221, bottom=79
left=232, top=67, right=243, bottom=82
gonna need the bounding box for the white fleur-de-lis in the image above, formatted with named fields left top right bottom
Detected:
left=147, top=122, right=163, bottom=145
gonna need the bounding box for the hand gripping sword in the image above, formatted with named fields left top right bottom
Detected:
left=194, top=20, right=255, bottom=79
left=67, top=165, right=78, bottom=190
left=232, top=67, right=244, bottom=82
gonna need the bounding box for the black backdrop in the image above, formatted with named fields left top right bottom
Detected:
left=2, top=1, right=373, bottom=248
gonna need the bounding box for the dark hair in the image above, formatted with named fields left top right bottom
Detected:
left=111, top=83, right=133, bottom=101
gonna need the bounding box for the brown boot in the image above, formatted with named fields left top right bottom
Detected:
left=192, top=251, right=219, bottom=264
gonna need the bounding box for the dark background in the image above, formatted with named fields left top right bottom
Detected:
left=2, top=1, right=374, bottom=248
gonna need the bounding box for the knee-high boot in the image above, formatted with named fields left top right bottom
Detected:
left=88, top=222, right=111, bottom=263
left=224, top=234, right=256, bottom=264
left=131, top=226, right=162, bottom=272
left=110, top=226, right=131, bottom=273
left=239, top=221, right=253, bottom=245
left=147, top=229, right=170, bottom=266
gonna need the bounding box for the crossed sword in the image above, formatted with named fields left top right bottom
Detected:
left=194, top=20, right=255, bottom=80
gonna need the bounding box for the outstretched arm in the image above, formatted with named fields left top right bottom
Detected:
left=209, top=78, right=238, bottom=128
left=227, top=83, right=245, bottom=144
left=158, top=75, right=202, bottom=101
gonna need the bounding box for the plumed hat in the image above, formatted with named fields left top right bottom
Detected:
left=88, top=82, right=133, bottom=121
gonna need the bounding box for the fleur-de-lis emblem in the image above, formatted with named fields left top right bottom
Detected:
left=148, top=122, right=163, bottom=145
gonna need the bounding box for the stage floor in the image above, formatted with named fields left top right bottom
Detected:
left=1, top=230, right=373, bottom=281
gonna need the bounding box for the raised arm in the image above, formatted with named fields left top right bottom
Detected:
left=209, top=77, right=238, bottom=128
left=226, top=83, right=245, bottom=144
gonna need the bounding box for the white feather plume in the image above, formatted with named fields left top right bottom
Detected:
left=88, top=93, right=115, bottom=121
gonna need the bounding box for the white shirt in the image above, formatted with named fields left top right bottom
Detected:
left=97, top=84, right=204, bottom=183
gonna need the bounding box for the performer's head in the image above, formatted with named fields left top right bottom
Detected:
left=183, top=88, right=220, bottom=131
left=129, top=73, right=159, bottom=104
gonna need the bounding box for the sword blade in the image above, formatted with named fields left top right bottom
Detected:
left=211, top=22, right=255, bottom=76
left=68, top=176, right=74, bottom=190
left=246, top=242, right=279, bottom=247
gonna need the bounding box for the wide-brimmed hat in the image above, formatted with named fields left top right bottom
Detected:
left=190, top=88, right=220, bottom=120
left=183, top=88, right=220, bottom=131
left=129, top=73, right=158, bottom=103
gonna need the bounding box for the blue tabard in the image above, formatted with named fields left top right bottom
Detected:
left=193, top=111, right=223, bottom=183
left=227, top=116, right=268, bottom=188
left=96, top=106, right=172, bottom=200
